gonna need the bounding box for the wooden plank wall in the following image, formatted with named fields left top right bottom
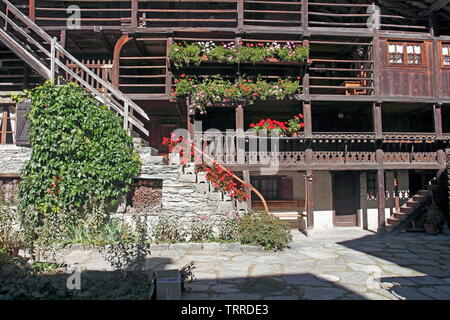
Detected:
left=378, top=39, right=434, bottom=98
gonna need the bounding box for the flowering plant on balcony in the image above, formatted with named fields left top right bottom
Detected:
left=168, top=41, right=309, bottom=67
left=249, top=113, right=305, bottom=136
left=173, top=76, right=302, bottom=112
left=162, top=135, right=250, bottom=202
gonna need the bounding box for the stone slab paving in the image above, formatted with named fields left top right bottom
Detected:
left=59, top=228, right=450, bottom=300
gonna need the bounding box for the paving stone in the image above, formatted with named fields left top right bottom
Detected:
left=210, top=284, right=240, bottom=294
left=241, top=245, right=262, bottom=252
left=251, top=264, right=283, bottom=277
left=150, top=244, right=169, bottom=251
left=379, top=265, right=420, bottom=276
left=182, top=292, right=212, bottom=300
left=390, top=287, right=433, bottom=300
left=193, top=272, right=218, bottom=281
left=302, top=287, right=347, bottom=300
left=347, top=263, right=376, bottom=273
left=184, top=283, right=211, bottom=292
left=318, top=274, right=340, bottom=282
left=212, top=293, right=262, bottom=300
left=435, top=286, right=450, bottom=295
left=263, top=296, right=299, bottom=300
left=336, top=271, right=371, bottom=285
left=282, top=274, right=334, bottom=287
left=418, top=287, right=450, bottom=300
left=221, top=243, right=242, bottom=252
left=410, top=276, right=445, bottom=285
left=203, top=243, right=221, bottom=251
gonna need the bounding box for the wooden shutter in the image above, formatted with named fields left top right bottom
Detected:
left=15, top=100, right=31, bottom=146
left=281, top=177, right=293, bottom=200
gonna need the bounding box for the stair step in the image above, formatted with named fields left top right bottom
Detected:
left=400, top=207, right=413, bottom=214
left=416, top=190, right=430, bottom=196
left=387, top=217, right=401, bottom=226
left=386, top=224, right=394, bottom=233
left=405, top=200, right=420, bottom=207
left=412, top=195, right=426, bottom=201
left=394, top=212, right=408, bottom=220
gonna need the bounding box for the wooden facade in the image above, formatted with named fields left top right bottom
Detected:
left=1, top=0, right=450, bottom=230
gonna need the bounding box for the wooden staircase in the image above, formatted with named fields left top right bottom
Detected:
left=385, top=189, right=431, bottom=233
left=0, top=0, right=149, bottom=137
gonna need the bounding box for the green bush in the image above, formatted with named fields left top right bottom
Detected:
left=168, top=43, right=202, bottom=68
left=17, top=81, right=141, bottom=245
left=238, top=211, right=292, bottom=250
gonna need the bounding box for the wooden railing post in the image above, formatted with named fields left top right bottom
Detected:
left=131, top=0, right=138, bottom=28
left=373, top=102, right=382, bottom=139
left=305, top=170, right=314, bottom=232
left=301, top=0, right=308, bottom=31
left=434, top=103, right=443, bottom=140
left=303, top=100, right=312, bottom=138
left=237, top=0, right=243, bottom=29
left=376, top=149, right=385, bottom=229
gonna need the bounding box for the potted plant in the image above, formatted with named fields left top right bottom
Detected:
left=287, top=113, right=305, bottom=136
left=423, top=202, right=443, bottom=235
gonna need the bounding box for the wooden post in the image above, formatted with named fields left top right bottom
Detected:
left=131, top=0, right=138, bottom=28
left=301, top=0, right=308, bottom=31
left=29, top=0, right=35, bottom=21
left=243, top=170, right=251, bottom=209
left=373, top=102, right=383, bottom=139
left=303, top=101, right=312, bottom=138
left=166, top=37, right=173, bottom=97
left=236, top=104, right=245, bottom=164
left=237, top=0, right=243, bottom=30
left=434, top=103, right=443, bottom=139
left=306, top=170, right=314, bottom=231
left=376, top=149, right=385, bottom=229
left=394, top=170, right=400, bottom=213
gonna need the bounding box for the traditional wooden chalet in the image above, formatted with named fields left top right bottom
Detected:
left=1, top=0, right=450, bottom=233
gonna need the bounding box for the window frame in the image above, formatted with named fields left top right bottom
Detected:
left=386, top=40, right=426, bottom=68
left=440, top=42, right=450, bottom=69
left=250, top=176, right=283, bottom=201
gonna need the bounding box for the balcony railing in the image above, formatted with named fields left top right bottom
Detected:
left=14, top=0, right=432, bottom=34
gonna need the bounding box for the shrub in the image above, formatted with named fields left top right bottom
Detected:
left=189, top=215, right=214, bottom=242
left=168, top=43, right=202, bottom=68
left=238, top=211, right=292, bottom=250
left=152, top=216, right=187, bottom=243
left=218, top=213, right=240, bottom=241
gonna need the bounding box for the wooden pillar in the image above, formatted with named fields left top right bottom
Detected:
left=301, top=0, right=308, bottom=31
left=434, top=103, right=443, bottom=139
left=112, top=35, right=132, bottom=88
left=166, top=37, right=173, bottom=96
left=131, top=0, right=138, bottom=28
left=237, top=0, right=243, bottom=30
left=376, top=149, right=385, bottom=228
left=394, top=170, right=400, bottom=213
left=303, top=101, right=312, bottom=138
left=306, top=170, right=314, bottom=230
left=29, top=0, right=35, bottom=21
left=373, top=102, right=382, bottom=139
left=236, top=104, right=245, bottom=164
left=243, top=170, right=251, bottom=209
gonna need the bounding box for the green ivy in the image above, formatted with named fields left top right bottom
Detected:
left=18, top=81, right=141, bottom=227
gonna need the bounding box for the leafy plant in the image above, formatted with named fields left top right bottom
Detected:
left=189, top=215, right=214, bottom=242
left=152, top=215, right=187, bottom=243
left=236, top=46, right=269, bottom=64
left=218, top=213, right=241, bottom=241
left=425, top=201, right=444, bottom=226
left=168, top=42, right=202, bottom=68
left=17, top=81, right=141, bottom=245
left=238, top=211, right=292, bottom=250
left=207, top=45, right=237, bottom=63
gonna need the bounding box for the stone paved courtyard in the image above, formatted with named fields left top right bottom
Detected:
left=62, top=228, right=450, bottom=300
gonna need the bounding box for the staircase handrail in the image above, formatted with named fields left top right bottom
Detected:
left=1, top=0, right=149, bottom=136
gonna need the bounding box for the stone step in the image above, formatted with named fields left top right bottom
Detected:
left=387, top=217, right=401, bottom=226
left=416, top=190, right=430, bottom=196
left=412, top=195, right=426, bottom=202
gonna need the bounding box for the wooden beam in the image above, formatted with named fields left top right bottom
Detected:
left=29, top=0, right=35, bottom=21
left=131, top=0, right=138, bottom=28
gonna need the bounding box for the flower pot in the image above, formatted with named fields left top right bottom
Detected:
left=424, top=223, right=439, bottom=235
left=201, top=55, right=208, bottom=62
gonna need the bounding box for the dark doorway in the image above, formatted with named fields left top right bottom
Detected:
left=332, top=171, right=360, bottom=227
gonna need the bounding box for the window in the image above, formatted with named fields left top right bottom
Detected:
left=0, top=106, right=15, bottom=144
left=251, top=177, right=282, bottom=201
left=442, top=44, right=450, bottom=67
left=388, top=41, right=424, bottom=66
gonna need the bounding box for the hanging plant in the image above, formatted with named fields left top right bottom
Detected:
left=249, top=113, right=305, bottom=136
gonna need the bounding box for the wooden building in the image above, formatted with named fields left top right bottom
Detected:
left=1, top=0, right=450, bottom=232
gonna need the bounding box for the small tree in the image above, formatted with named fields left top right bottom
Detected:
left=18, top=81, right=141, bottom=242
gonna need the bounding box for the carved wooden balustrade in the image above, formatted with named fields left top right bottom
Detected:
left=195, top=132, right=440, bottom=167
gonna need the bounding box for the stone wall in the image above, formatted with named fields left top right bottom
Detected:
left=0, top=144, right=241, bottom=232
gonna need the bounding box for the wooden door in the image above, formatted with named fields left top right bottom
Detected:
left=332, top=171, right=360, bottom=227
